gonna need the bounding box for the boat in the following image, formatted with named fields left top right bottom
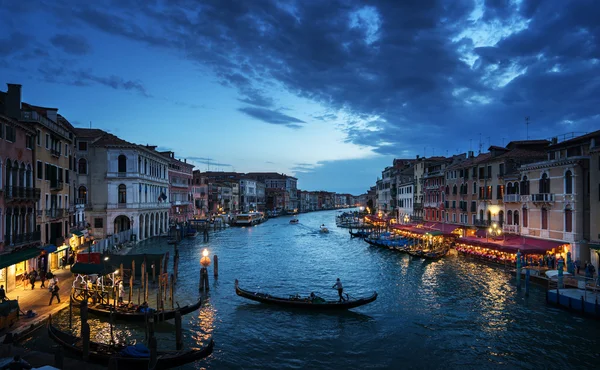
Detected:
left=319, top=224, right=329, bottom=233
left=186, top=230, right=198, bottom=238
left=234, top=280, right=377, bottom=310
left=0, top=299, right=19, bottom=332
left=349, top=230, right=370, bottom=238
left=233, top=212, right=264, bottom=226
left=47, top=318, right=214, bottom=368
left=289, top=218, right=299, bottom=224
left=70, top=294, right=202, bottom=322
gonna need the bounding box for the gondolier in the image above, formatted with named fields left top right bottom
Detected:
left=332, top=278, right=345, bottom=302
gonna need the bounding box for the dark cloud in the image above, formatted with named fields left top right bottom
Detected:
left=50, top=34, right=91, bottom=55
left=6, top=0, right=600, bottom=155
left=238, top=107, right=305, bottom=128
left=0, top=32, right=31, bottom=55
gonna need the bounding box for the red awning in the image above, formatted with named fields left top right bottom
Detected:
left=365, top=215, right=385, bottom=223
left=475, top=229, right=487, bottom=238
left=457, top=235, right=567, bottom=254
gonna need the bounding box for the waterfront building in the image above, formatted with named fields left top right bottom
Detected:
left=256, top=181, right=265, bottom=212
left=366, top=186, right=377, bottom=213
left=396, top=165, right=415, bottom=223
left=159, top=151, right=194, bottom=223
left=589, top=137, right=600, bottom=269
left=0, top=88, right=40, bottom=292
left=309, top=191, right=319, bottom=211
left=246, top=172, right=297, bottom=212
left=73, top=129, right=170, bottom=242
left=298, top=190, right=310, bottom=212
left=239, top=177, right=257, bottom=212
left=192, top=170, right=208, bottom=218
left=412, top=157, right=426, bottom=221
left=376, top=166, right=394, bottom=215
left=423, top=157, right=452, bottom=222
left=519, top=132, right=597, bottom=264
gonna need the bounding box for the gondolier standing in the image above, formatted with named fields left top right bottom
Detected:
left=333, top=278, right=345, bottom=302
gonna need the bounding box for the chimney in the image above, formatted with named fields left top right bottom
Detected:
left=468, top=150, right=474, bottom=158
left=6, top=83, right=22, bottom=120
left=46, top=108, right=58, bottom=123
left=184, top=158, right=187, bottom=163
left=551, top=137, right=558, bottom=145
left=416, top=155, right=420, bottom=160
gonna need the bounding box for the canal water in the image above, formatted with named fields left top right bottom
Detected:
left=23, top=209, right=600, bottom=369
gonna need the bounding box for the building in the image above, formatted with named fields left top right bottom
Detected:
left=74, top=129, right=170, bottom=242
left=0, top=86, right=40, bottom=292
left=192, top=170, right=209, bottom=218
left=589, top=136, right=600, bottom=269
left=423, top=157, right=451, bottom=222
left=396, top=165, right=415, bottom=223
left=159, top=151, right=194, bottom=223
left=239, top=178, right=257, bottom=212
left=246, top=172, right=297, bottom=212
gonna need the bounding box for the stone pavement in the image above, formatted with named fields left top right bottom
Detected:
left=0, top=267, right=74, bottom=343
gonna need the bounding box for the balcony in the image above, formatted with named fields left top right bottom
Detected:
left=503, top=224, right=520, bottom=234
left=21, top=111, right=71, bottom=140
left=413, top=202, right=423, bottom=210
left=532, top=193, right=555, bottom=203
left=4, top=231, right=41, bottom=246
left=106, top=202, right=169, bottom=209
left=46, top=208, right=67, bottom=219
left=474, top=219, right=491, bottom=227
left=50, top=181, right=64, bottom=191
left=4, top=186, right=41, bottom=201
left=503, top=194, right=520, bottom=203
left=75, top=198, right=86, bottom=207
left=51, top=148, right=61, bottom=157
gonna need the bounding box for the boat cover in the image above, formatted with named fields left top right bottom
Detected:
left=120, top=343, right=151, bottom=358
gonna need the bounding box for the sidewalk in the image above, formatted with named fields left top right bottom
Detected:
left=0, top=267, right=74, bottom=342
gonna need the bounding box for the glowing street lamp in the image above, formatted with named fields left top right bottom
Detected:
left=200, top=248, right=211, bottom=267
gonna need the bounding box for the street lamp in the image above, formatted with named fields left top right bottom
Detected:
left=200, top=248, right=211, bottom=267
left=403, top=214, right=410, bottom=224
left=487, top=223, right=502, bottom=241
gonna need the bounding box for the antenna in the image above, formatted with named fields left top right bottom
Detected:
left=525, top=116, right=530, bottom=139
left=90, top=121, right=92, bottom=128
left=469, top=139, right=473, bottom=151
left=487, top=136, right=491, bottom=148
left=502, top=137, right=506, bottom=146
left=478, top=133, right=483, bottom=154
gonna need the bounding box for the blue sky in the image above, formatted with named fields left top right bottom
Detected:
left=1, top=0, right=599, bottom=195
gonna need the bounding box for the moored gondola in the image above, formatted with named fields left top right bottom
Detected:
left=234, top=280, right=377, bottom=310
left=70, top=294, right=202, bottom=322
left=47, top=317, right=213, bottom=369
left=349, top=230, right=371, bottom=238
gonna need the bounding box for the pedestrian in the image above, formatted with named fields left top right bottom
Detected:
left=0, top=355, right=32, bottom=370
left=49, top=283, right=60, bottom=305
left=118, top=281, right=125, bottom=304
left=575, top=259, right=581, bottom=274
left=0, top=285, right=7, bottom=302
left=39, top=270, right=46, bottom=288
left=60, top=255, right=67, bottom=269
left=29, top=270, right=37, bottom=290
left=332, top=278, right=346, bottom=302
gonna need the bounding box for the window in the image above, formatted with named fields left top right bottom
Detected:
left=45, top=134, right=50, bottom=149
left=499, top=163, right=504, bottom=176
left=520, top=176, right=530, bottom=195
left=522, top=207, right=528, bottom=228
left=26, top=135, right=33, bottom=149
left=118, top=154, right=127, bottom=173
left=78, top=141, right=88, bottom=151
left=94, top=218, right=103, bottom=228
left=5, top=126, right=15, bottom=142
left=78, top=186, right=87, bottom=203
left=118, top=184, right=127, bottom=203
left=565, top=209, right=572, bottom=232
left=45, top=163, right=51, bottom=180
left=37, top=161, right=43, bottom=179
left=541, top=208, right=548, bottom=230
left=487, top=165, right=492, bottom=178
left=65, top=170, right=69, bottom=184
left=565, top=170, right=572, bottom=194
left=78, top=158, right=87, bottom=174
left=0, top=122, right=3, bottom=138
left=36, top=129, right=41, bottom=146
left=514, top=211, right=519, bottom=225
left=539, top=173, right=550, bottom=194
left=65, top=144, right=69, bottom=157
left=507, top=210, right=513, bottom=225
left=473, top=182, right=477, bottom=194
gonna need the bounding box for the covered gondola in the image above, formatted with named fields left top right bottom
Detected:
left=235, top=280, right=377, bottom=310
left=70, top=293, right=202, bottom=322
left=349, top=230, right=371, bottom=238
left=47, top=318, right=214, bottom=369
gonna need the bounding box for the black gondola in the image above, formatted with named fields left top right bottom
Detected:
left=235, top=280, right=377, bottom=310
left=349, top=230, right=371, bottom=238
left=47, top=318, right=214, bottom=369
left=70, top=294, right=202, bottom=322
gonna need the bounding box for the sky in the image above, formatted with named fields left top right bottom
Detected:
left=1, top=0, right=599, bottom=195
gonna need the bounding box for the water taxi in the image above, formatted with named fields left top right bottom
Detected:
left=233, top=212, right=265, bottom=226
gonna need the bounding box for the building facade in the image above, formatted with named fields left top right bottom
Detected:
left=160, top=151, right=194, bottom=223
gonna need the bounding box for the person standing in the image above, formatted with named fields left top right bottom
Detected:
left=49, top=283, right=60, bottom=305
left=0, top=285, right=7, bottom=302
left=118, top=281, right=125, bottom=304
left=332, top=278, right=345, bottom=302
left=29, top=270, right=37, bottom=290
left=39, top=270, right=46, bottom=288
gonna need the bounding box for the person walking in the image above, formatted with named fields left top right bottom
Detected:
left=0, top=285, right=7, bottom=302
left=39, top=270, right=46, bottom=288
left=49, top=282, right=60, bottom=305
left=29, top=270, right=37, bottom=290
left=332, top=278, right=346, bottom=302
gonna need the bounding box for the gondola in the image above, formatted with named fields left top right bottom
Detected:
left=349, top=230, right=370, bottom=238
left=70, top=294, right=202, bottom=321
left=235, top=280, right=377, bottom=310
left=47, top=318, right=214, bottom=369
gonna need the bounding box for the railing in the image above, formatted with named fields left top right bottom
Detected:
left=21, top=111, right=71, bottom=139
left=504, top=194, right=520, bottom=203
left=50, top=181, right=64, bottom=191
left=503, top=224, right=519, bottom=233
left=171, top=182, right=189, bottom=188
left=520, top=195, right=530, bottom=202
left=532, top=193, right=555, bottom=202
left=106, top=171, right=169, bottom=184
left=4, top=231, right=41, bottom=246
left=474, top=219, right=491, bottom=227
left=106, top=202, right=169, bottom=209
left=4, top=186, right=41, bottom=200
left=46, top=208, right=67, bottom=218
left=51, top=148, right=61, bottom=157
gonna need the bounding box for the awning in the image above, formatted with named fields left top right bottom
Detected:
left=72, top=230, right=84, bottom=237
left=0, top=248, right=41, bottom=270
left=57, top=245, right=70, bottom=253
left=70, top=262, right=116, bottom=276
left=475, top=229, right=487, bottom=238
left=42, top=244, right=57, bottom=253
left=588, top=243, right=600, bottom=250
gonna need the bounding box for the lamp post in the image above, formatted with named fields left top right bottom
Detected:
left=487, top=222, right=502, bottom=242
left=199, top=248, right=210, bottom=292
left=404, top=214, right=410, bottom=224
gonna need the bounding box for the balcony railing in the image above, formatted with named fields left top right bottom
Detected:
left=46, top=208, right=67, bottom=219
left=4, top=186, right=41, bottom=201
left=4, top=231, right=41, bottom=246
left=503, top=194, right=520, bottom=203
left=21, top=111, right=71, bottom=140
left=474, top=219, right=491, bottom=227
left=532, top=193, right=555, bottom=203
left=106, top=202, right=169, bottom=209
left=503, top=224, right=520, bottom=234
left=51, top=148, right=61, bottom=157
left=50, top=181, right=64, bottom=191
left=413, top=202, right=423, bottom=210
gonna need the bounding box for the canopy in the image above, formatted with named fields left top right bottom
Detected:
left=70, top=262, right=116, bottom=276
left=105, top=253, right=166, bottom=276
left=42, top=244, right=57, bottom=253
left=0, top=248, right=41, bottom=270
left=72, top=230, right=85, bottom=237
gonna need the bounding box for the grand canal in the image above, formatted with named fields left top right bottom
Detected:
left=25, top=209, right=600, bottom=369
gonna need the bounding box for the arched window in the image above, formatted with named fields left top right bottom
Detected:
left=507, top=210, right=513, bottom=225
left=452, top=185, right=457, bottom=195
left=541, top=207, right=548, bottom=230
left=473, top=182, right=477, bottom=195
left=118, top=184, right=127, bottom=203
left=539, top=173, right=550, bottom=194
left=514, top=210, right=519, bottom=225
left=479, top=209, right=484, bottom=221
left=565, top=170, right=573, bottom=194
left=520, top=176, right=529, bottom=195
left=78, top=158, right=87, bottom=174
left=445, top=185, right=449, bottom=195
left=486, top=210, right=491, bottom=223
left=118, top=155, right=127, bottom=173
left=565, top=208, right=572, bottom=232
left=498, top=210, right=504, bottom=226
left=78, top=186, right=87, bottom=203
left=522, top=207, right=527, bottom=227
